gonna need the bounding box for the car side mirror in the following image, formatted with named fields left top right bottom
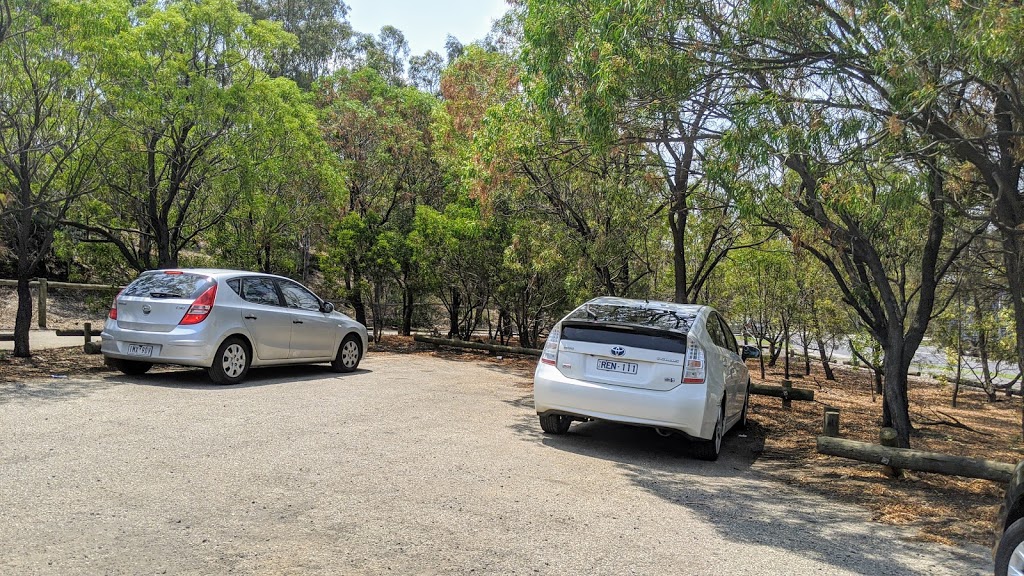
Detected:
left=741, top=345, right=761, bottom=360
left=321, top=301, right=335, bottom=314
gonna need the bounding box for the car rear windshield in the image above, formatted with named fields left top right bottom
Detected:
left=565, top=304, right=695, bottom=333
left=122, top=272, right=215, bottom=299
left=561, top=324, right=687, bottom=354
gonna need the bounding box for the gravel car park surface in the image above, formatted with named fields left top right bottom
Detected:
left=0, top=352, right=990, bottom=575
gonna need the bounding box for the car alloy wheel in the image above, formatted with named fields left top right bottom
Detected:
left=331, top=335, right=362, bottom=373
left=221, top=343, right=247, bottom=378
left=341, top=339, right=360, bottom=369
left=1009, top=540, right=1024, bottom=576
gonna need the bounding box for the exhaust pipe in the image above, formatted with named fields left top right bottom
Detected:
left=655, top=428, right=674, bottom=437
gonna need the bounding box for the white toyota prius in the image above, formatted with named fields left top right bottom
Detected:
left=533, top=297, right=759, bottom=460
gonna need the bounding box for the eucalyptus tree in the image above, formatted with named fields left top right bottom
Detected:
left=318, top=67, right=442, bottom=335
left=445, top=46, right=664, bottom=300
left=521, top=0, right=754, bottom=304
left=63, top=0, right=294, bottom=272
left=237, top=0, right=351, bottom=89
left=408, top=50, right=444, bottom=96
left=208, top=79, right=342, bottom=278
left=0, top=0, right=111, bottom=356
left=728, top=108, right=979, bottom=445
left=350, top=26, right=409, bottom=87
left=733, top=0, right=1024, bottom=439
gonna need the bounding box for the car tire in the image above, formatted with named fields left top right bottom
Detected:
left=330, top=334, right=362, bottom=373
left=539, top=413, right=571, bottom=434
left=996, top=517, right=1024, bottom=576
left=739, top=380, right=751, bottom=430
left=692, top=402, right=725, bottom=461
left=208, top=337, right=251, bottom=385
left=113, top=359, right=152, bottom=376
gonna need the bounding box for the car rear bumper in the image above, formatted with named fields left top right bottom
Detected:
left=533, top=362, right=718, bottom=439
left=101, top=321, right=217, bottom=368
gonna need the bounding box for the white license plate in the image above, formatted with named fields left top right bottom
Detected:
left=126, top=343, right=153, bottom=357
left=597, top=359, right=638, bottom=375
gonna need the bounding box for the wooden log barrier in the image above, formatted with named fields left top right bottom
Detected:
left=412, top=334, right=542, bottom=357
left=816, top=435, right=1014, bottom=483
left=55, top=328, right=104, bottom=337
left=749, top=383, right=815, bottom=401
left=822, top=407, right=840, bottom=437
left=879, top=427, right=901, bottom=477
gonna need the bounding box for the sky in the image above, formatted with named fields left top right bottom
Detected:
left=345, top=0, right=510, bottom=58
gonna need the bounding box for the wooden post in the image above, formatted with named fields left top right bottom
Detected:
left=781, top=379, right=793, bottom=409
left=822, top=407, right=840, bottom=437
left=37, top=277, right=47, bottom=328
left=879, top=427, right=901, bottom=478
left=84, top=322, right=91, bottom=345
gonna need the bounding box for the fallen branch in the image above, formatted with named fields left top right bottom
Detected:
left=916, top=410, right=992, bottom=436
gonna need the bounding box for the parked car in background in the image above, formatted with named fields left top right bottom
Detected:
left=995, top=460, right=1024, bottom=576
left=102, top=269, right=367, bottom=384
left=532, top=297, right=760, bottom=461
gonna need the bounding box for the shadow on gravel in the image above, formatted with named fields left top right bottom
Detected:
left=108, top=364, right=372, bottom=390
left=507, top=401, right=984, bottom=576
left=0, top=377, right=121, bottom=405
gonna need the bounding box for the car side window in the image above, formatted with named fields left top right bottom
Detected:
left=717, top=314, right=739, bottom=355
left=279, top=280, right=321, bottom=312
left=241, top=277, right=282, bottom=307
left=705, top=315, right=726, bottom=350
left=227, top=279, right=241, bottom=296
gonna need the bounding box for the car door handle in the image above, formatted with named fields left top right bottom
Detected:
left=244, top=315, right=258, bottom=320
left=293, top=320, right=303, bottom=324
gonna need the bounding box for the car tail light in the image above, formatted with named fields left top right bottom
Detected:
left=540, top=324, right=561, bottom=365
left=179, top=284, right=218, bottom=325
left=108, top=290, right=123, bottom=320
left=683, top=341, right=706, bottom=383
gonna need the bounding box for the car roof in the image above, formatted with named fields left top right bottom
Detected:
left=565, top=297, right=708, bottom=335
left=144, top=269, right=288, bottom=281
left=585, top=296, right=707, bottom=316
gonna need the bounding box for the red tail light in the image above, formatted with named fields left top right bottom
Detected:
left=179, top=284, right=218, bottom=325
left=108, top=290, right=123, bottom=320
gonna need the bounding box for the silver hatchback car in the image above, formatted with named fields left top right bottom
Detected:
left=101, top=269, right=368, bottom=384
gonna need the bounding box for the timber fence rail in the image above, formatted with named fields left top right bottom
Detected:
left=0, top=278, right=123, bottom=329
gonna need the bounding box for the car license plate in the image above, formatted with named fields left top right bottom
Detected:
left=126, top=343, right=153, bottom=357
left=597, top=359, right=638, bottom=375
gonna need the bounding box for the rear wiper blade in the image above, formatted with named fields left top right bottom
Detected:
left=149, top=291, right=183, bottom=298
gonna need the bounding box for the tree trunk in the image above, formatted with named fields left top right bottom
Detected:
left=815, top=336, right=835, bottom=380
left=670, top=206, right=688, bottom=304
left=347, top=268, right=366, bottom=327
left=448, top=289, right=461, bottom=339
left=783, top=322, right=791, bottom=379
left=400, top=285, right=414, bottom=336
left=801, top=335, right=811, bottom=376
left=758, top=343, right=766, bottom=380
left=13, top=274, right=33, bottom=357
left=882, top=342, right=913, bottom=448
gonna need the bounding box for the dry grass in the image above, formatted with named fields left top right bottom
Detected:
left=2, top=333, right=1018, bottom=548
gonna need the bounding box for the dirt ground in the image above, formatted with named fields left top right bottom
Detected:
left=0, top=333, right=1016, bottom=550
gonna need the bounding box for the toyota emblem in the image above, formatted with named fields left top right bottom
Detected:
left=142, top=304, right=152, bottom=315
left=611, top=346, right=625, bottom=356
